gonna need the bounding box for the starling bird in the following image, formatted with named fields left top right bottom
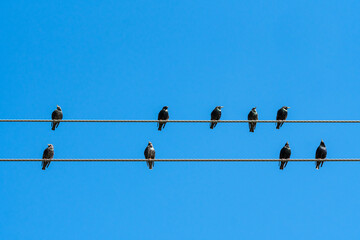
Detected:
left=210, top=106, right=223, bottom=129
left=315, top=140, right=327, bottom=170
left=158, top=106, right=169, bottom=131
left=276, top=106, right=290, bottom=129
left=248, top=107, right=258, bottom=132
left=51, top=105, right=63, bottom=131
left=42, top=144, right=54, bottom=170
left=144, top=142, right=155, bottom=170
left=279, top=142, right=291, bottom=170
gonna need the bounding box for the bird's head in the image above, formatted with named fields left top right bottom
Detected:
left=285, top=142, right=289, bottom=147
left=57, top=105, right=62, bottom=111
left=320, top=139, right=325, bottom=146
left=148, top=141, right=153, bottom=147
left=252, top=107, right=257, bottom=112
left=48, top=144, right=54, bottom=149
left=283, top=106, right=290, bottom=110
left=163, top=106, right=168, bottom=110
left=217, top=106, right=224, bottom=110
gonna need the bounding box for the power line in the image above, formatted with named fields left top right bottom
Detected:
left=0, top=119, right=360, bottom=123
left=0, top=159, right=359, bottom=161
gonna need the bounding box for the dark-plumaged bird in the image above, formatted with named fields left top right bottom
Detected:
left=51, top=105, right=63, bottom=131
left=279, top=142, right=291, bottom=170
left=144, top=141, right=155, bottom=170
left=276, top=106, right=290, bottom=129
left=42, top=144, right=54, bottom=170
left=210, top=106, right=223, bottom=129
left=315, top=140, right=327, bottom=170
left=157, top=106, right=169, bottom=131
left=248, top=107, right=258, bottom=132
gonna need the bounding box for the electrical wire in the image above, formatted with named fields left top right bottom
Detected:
left=0, top=159, right=358, bottom=162
left=0, top=120, right=360, bottom=123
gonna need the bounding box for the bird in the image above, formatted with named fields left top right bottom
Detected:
left=276, top=106, right=290, bottom=129
left=42, top=144, right=54, bottom=170
left=279, top=142, right=291, bottom=170
left=144, top=142, right=155, bottom=170
left=157, top=106, right=169, bottom=131
left=315, top=140, right=327, bottom=170
left=51, top=105, right=63, bottom=131
left=210, top=106, right=223, bottom=129
left=248, top=107, right=258, bottom=132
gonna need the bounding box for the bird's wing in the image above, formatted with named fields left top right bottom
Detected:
left=248, top=111, right=257, bottom=120
left=279, top=148, right=285, bottom=159
left=51, top=110, right=57, bottom=120
left=43, top=148, right=49, bottom=159
left=315, top=146, right=321, bottom=159
left=151, top=149, right=155, bottom=159
left=280, top=147, right=291, bottom=159
left=144, top=147, right=149, bottom=158
left=164, top=111, right=169, bottom=120
left=158, top=110, right=164, bottom=120
left=322, top=147, right=327, bottom=158
left=284, top=111, right=288, bottom=120
left=276, top=109, right=282, bottom=120
left=248, top=112, right=252, bottom=120
left=211, top=109, right=217, bottom=120
left=52, top=110, right=63, bottom=120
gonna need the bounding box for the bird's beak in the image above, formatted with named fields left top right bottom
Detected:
left=220, top=106, right=224, bottom=108
left=287, top=107, right=291, bottom=109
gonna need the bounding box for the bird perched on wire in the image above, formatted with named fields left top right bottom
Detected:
left=144, top=142, right=155, bottom=170
left=51, top=105, right=63, bottom=131
left=276, top=106, right=290, bottom=129
left=279, top=142, right=291, bottom=170
left=42, top=144, right=54, bottom=170
left=157, top=106, right=169, bottom=131
left=248, top=107, right=258, bottom=132
left=315, top=140, right=327, bottom=170
left=210, top=106, right=223, bottom=129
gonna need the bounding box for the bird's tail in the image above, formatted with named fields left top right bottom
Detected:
left=51, top=122, right=56, bottom=130
left=276, top=123, right=280, bottom=129
left=316, top=161, right=320, bottom=169
left=210, top=122, right=216, bottom=129
left=147, top=161, right=154, bottom=170
left=42, top=160, right=51, bottom=170
left=249, top=123, right=255, bottom=132
left=279, top=161, right=284, bottom=170
left=42, top=161, right=46, bottom=170
left=158, top=123, right=162, bottom=131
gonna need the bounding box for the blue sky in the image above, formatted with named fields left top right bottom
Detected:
left=1, top=1, right=360, bottom=239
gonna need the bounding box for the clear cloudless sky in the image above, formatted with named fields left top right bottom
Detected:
left=1, top=1, right=360, bottom=239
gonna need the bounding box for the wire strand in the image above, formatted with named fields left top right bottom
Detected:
left=0, top=159, right=358, bottom=161
left=0, top=120, right=360, bottom=123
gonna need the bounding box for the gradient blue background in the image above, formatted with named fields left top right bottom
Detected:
left=1, top=1, right=360, bottom=239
